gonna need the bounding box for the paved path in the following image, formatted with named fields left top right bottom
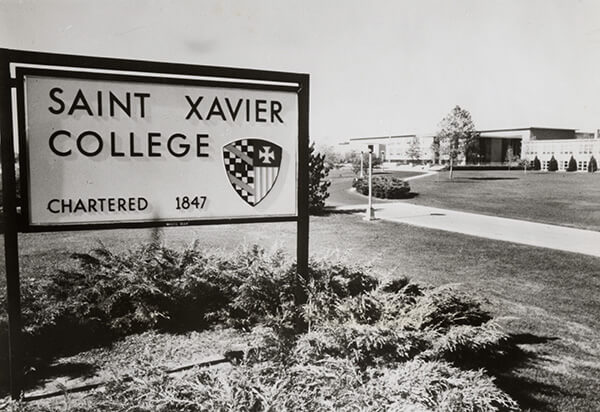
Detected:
left=326, top=170, right=431, bottom=208
left=402, top=171, right=438, bottom=181
left=336, top=202, right=600, bottom=258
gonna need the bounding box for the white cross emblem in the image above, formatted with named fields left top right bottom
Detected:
left=259, top=147, right=275, bottom=164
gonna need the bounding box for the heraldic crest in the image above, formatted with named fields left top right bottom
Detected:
left=223, top=139, right=283, bottom=206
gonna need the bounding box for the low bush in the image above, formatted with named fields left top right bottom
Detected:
left=0, top=246, right=384, bottom=363
left=2, top=247, right=498, bottom=364
left=293, top=322, right=430, bottom=367
left=14, top=358, right=517, bottom=412
left=353, top=175, right=411, bottom=199
left=301, top=261, right=379, bottom=328
left=400, top=286, right=492, bottom=331
left=2, top=244, right=520, bottom=410
left=427, top=322, right=511, bottom=367
left=365, top=360, right=519, bottom=411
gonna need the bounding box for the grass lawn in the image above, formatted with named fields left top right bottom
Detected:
left=1, top=213, right=599, bottom=411
left=403, top=170, right=600, bottom=231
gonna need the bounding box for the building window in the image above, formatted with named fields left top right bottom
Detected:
left=562, top=161, right=569, bottom=170
left=542, top=160, right=548, bottom=170
left=578, top=161, right=587, bottom=171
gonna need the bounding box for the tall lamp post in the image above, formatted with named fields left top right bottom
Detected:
left=364, top=145, right=375, bottom=221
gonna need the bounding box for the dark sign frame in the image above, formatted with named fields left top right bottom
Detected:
left=15, top=61, right=304, bottom=232
left=0, top=48, right=310, bottom=398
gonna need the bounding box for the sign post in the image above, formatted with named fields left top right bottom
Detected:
left=0, top=48, right=309, bottom=398
left=0, top=48, right=24, bottom=400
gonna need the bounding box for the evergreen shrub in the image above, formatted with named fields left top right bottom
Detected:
left=1, top=244, right=520, bottom=410
left=589, top=156, right=598, bottom=172
left=567, top=156, right=577, bottom=172
left=532, top=156, right=541, bottom=170
left=50, top=358, right=519, bottom=412
left=308, top=142, right=331, bottom=214
left=547, top=156, right=558, bottom=172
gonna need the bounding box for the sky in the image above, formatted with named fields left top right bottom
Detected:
left=1, top=0, right=600, bottom=145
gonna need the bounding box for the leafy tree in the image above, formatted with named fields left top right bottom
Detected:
left=505, top=147, right=514, bottom=170
left=505, top=146, right=520, bottom=170
left=567, top=156, right=577, bottom=172
left=317, top=144, right=344, bottom=169
left=344, top=150, right=359, bottom=164
left=505, top=146, right=513, bottom=163
left=308, top=142, right=331, bottom=214
left=533, top=156, right=541, bottom=171
left=431, top=136, right=440, bottom=165
left=547, top=155, right=558, bottom=172
left=588, top=156, right=598, bottom=172
left=405, top=136, right=421, bottom=163
left=436, top=106, right=479, bottom=179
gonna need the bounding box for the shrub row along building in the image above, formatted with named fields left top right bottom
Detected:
left=341, top=127, right=600, bottom=171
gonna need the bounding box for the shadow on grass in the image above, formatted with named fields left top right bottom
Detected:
left=317, top=194, right=420, bottom=216
left=466, top=177, right=520, bottom=181
left=434, top=177, right=520, bottom=183
left=443, top=332, right=564, bottom=410
left=391, top=192, right=419, bottom=199
left=318, top=207, right=366, bottom=216
left=486, top=333, right=563, bottom=411
left=24, top=361, right=99, bottom=391
left=351, top=192, right=420, bottom=201
left=493, top=370, right=571, bottom=412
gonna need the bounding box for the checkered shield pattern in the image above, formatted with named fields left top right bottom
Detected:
left=223, top=139, right=282, bottom=206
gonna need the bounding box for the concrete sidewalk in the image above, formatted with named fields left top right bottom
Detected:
left=337, top=202, right=600, bottom=258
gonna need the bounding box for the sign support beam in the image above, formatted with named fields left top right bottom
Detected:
left=296, top=76, right=310, bottom=304
left=0, top=49, right=24, bottom=399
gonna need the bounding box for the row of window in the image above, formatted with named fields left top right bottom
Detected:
left=526, top=143, right=599, bottom=156
left=538, top=160, right=589, bottom=171
left=529, top=150, right=595, bottom=156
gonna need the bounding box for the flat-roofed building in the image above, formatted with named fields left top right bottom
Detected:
left=341, top=127, right=600, bottom=170
left=345, top=134, right=436, bottom=163
left=523, top=133, right=600, bottom=171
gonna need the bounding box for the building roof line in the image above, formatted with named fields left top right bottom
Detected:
left=348, top=134, right=416, bottom=141
left=478, top=127, right=577, bottom=133
left=346, top=127, right=583, bottom=144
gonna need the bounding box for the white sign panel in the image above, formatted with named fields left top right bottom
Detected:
left=22, top=74, right=298, bottom=226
